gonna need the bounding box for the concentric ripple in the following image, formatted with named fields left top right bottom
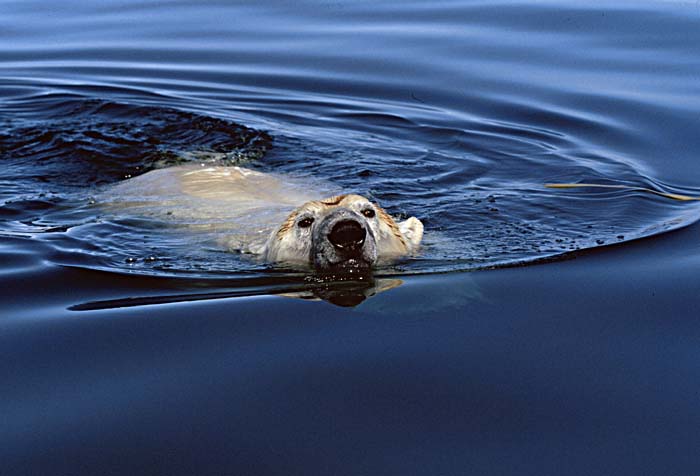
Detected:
left=2, top=0, right=700, bottom=286
left=2, top=92, right=699, bottom=280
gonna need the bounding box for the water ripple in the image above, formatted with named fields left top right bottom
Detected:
left=1, top=0, right=700, bottom=283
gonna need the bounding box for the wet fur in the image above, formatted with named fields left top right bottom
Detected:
left=264, top=193, right=423, bottom=269
left=102, top=165, right=423, bottom=270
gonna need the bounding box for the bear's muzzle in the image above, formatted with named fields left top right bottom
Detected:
left=312, top=208, right=377, bottom=273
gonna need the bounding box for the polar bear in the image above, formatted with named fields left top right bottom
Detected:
left=264, top=193, right=423, bottom=273
left=102, top=164, right=423, bottom=274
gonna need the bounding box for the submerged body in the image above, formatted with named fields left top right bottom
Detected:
left=102, top=165, right=423, bottom=272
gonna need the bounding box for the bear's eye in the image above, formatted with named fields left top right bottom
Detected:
left=297, top=217, right=314, bottom=228
left=361, top=208, right=376, bottom=218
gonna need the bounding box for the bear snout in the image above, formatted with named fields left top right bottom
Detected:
left=328, top=219, right=366, bottom=254
left=312, top=208, right=378, bottom=272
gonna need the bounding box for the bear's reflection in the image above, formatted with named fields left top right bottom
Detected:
left=69, top=276, right=403, bottom=311
left=283, top=277, right=403, bottom=307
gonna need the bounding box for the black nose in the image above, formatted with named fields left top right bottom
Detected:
left=328, top=219, right=366, bottom=252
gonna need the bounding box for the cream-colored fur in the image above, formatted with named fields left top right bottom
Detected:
left=102, top=164, right=423, bottom=267
left=263, top=193, right=423, bottom=265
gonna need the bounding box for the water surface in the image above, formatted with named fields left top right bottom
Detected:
left=3, top=0, right=700, bottom=279
left=2, top=1, right=700, bottom=474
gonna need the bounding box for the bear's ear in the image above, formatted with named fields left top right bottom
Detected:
left=398, top=217, right=423, bottom=251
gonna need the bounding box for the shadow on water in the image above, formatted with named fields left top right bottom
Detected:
left=67, top=274, right=405, bottom=310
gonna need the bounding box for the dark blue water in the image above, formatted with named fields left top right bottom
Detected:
left=3, top=1, right=700, bottom=474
